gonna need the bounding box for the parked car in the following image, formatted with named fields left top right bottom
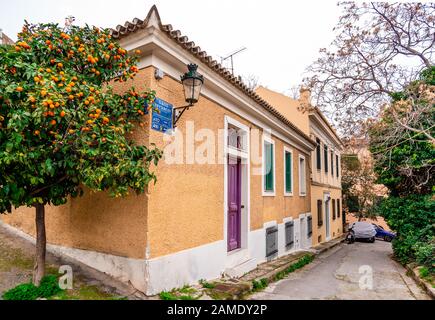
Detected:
left=372, top=224, right=396, bottom=242
left=349, top=222, right=377, bottom=243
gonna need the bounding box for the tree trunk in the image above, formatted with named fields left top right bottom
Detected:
left=33, top=204, right=46, bottom=286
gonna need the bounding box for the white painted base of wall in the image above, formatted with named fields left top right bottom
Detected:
left=1, top=213, right=312, bottom=296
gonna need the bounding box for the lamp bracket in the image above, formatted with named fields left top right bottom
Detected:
left=173, top=104, right=193, bottom=128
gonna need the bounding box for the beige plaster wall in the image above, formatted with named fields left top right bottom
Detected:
left=310, top=186, right=343, bottom=246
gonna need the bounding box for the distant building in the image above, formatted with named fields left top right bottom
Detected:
left=0, top=29, right=14, bottom=45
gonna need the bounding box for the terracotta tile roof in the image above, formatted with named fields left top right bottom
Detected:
left=0, top=31, right=14, bottom=45
left=111, top=6, right=314, bottom=145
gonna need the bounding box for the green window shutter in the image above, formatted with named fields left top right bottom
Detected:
left=285, top=151, right=292, bottom=193
left=264, top=142, right=274, bottom=191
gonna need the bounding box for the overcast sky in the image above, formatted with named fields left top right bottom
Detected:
left=0, top=0, right=395, bottom=93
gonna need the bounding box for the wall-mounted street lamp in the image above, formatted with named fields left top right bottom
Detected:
left=173, top=64, right=204, bottom=128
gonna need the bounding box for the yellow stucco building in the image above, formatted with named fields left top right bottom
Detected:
left=1, top=6, right=342, bottom=295
left=256, top=87, right=344, bottom=246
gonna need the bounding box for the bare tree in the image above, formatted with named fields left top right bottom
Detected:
left=305, top=2, right=434, bottom=138
left=287, top=85, right=301, bottom=99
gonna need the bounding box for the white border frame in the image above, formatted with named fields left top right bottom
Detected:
left=298, top=154, right=307, bottom=197
left=262, top=134, right=276, bottom=197
left=283, top=146, right=294, bottom=197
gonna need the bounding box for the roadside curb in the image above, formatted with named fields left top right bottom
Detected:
left=406, top=264, right=435, bottom=300
left=310, top=235, right=346, bottom=255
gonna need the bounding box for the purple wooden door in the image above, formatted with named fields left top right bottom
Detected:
left=228, top=157, right=242, bottom=251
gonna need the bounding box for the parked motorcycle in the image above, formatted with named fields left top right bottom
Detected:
left=345, top=227, right=355, bottom=244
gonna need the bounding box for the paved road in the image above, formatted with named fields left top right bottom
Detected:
left=251, top=240, right=429, bottom=300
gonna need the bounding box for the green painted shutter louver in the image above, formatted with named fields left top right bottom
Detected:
left=264, top=142, right=274, bottom=191
left=285, top=151, right=292, bottom=193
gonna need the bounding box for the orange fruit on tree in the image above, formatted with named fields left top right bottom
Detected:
left=50, top=120, right=56, bottom=126
left=16, top=87, right=24, bottom=92
left=60, top=111, right=66, bottom=117
left=34, top=130, right=40, bottom=136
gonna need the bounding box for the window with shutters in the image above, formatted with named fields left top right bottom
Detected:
left=263, top=137, right=275, bottom=194
left=285, top=221, right=294, bottom=248
left=337, top=199, right=341, bottom=218
left=332, top=199, right=336, bottom=220
left=299, top=155, right=307, bottom=196
left=284, top=147, right=293, bottom=195
left=317, top=199, right=323, bottom=226
left=331, top=151, right=334, bottom=176
left=266, top=226, right=278, bottom=258
left=336, top=155, right=339, bottom=178
left=307, top=216, right=313, bottom=237
left=316, top=138, right=321, bottom=170
left=324, top=145, right=328, bottom=173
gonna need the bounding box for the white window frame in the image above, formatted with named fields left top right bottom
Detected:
left=299, top=154, right=307, bottom=196
left=262, top=135, right=276, bottom=196
left=283, top=146, right=293, bottom=197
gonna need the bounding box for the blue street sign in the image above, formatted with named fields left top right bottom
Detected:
left=151, top=97, right=173, bottom=133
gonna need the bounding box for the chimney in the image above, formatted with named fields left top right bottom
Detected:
left=299, top=87, right=311, bottom=105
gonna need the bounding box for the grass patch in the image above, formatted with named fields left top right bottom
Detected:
left=159, top=285, right=201, bottom=300
left=2, top=274, right=63, bottom=300
left=199, top=279, right=215, bottom=289
left=251, top=278, right=268, bottom=292
left=51, top=285, right=126, bottom=300
left=273, top=254, right=314, bottom=281
left=418, top=266, right=434, bottom=287
left=249, top=254, right=315, bottom=294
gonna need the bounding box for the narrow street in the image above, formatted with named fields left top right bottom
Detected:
left=251, top=241, right=430, bottom=300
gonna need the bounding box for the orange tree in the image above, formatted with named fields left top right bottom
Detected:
left=0, top=23, right=162, bottom=285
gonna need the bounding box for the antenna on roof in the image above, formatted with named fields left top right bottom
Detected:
left=220, top=47, right=247, bottom=76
